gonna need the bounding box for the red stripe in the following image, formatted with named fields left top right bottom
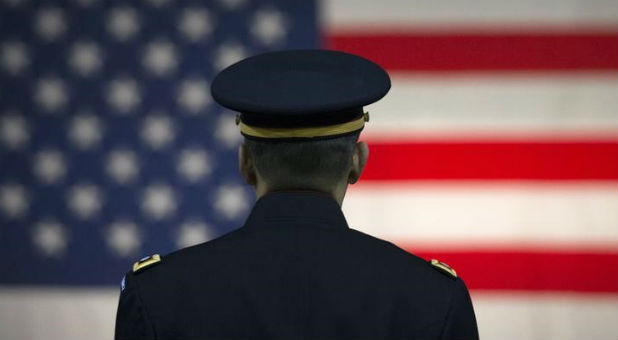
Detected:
left=361, top=140, right=618, bottom=180
left=324, top=32, right=617, bottom=71
left=406, top=246, right=618, bottom=292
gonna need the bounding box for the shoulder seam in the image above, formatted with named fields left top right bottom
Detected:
left=131, top=274, right=158, bottom=338
left=438, top=277, right=460, bottom=338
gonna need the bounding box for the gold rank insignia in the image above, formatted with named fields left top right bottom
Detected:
left=430, top=259, right=457, bottom=279
left=133, top=254, right=161, bottom=273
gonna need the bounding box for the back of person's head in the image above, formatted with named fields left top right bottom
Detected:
left=243, top=132, right=361, bottom=191
left=211, top=50, right=387, bottom=201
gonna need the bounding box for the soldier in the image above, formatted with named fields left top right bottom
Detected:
left=115, top=49, right=479, bottom=339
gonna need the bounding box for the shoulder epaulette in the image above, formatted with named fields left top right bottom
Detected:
left=133, top=254, right=161, bottom=273
left=429, top=259, right=457, bottom=279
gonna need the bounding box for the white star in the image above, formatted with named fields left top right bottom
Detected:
left=177, top=78, right=210, bottom=113
left=141, top=183, right=176, bottom=220
left=0, top=112, right=29, bottom=149
left=0, top=183, right=29, bottom=218
left=213, top=42, right=247, bottom=71
left=107, top=7, right=140, bottom=41
left=177, top=8, right=212, bottom=42
left=177, top=148, right=212, bottom=182
left=1, top=41, right=29, bottom=75
left=67, top=184, right=103, bottom=220
left=32, top=219, right=69, bottom=258
left=107, top=78, right=141, bottom=114
left=251, top=8, right=287, bottom=46
left=105, top=220, right=141, bottom=257
left=142, top=40, right=178, bottom=76
left=68, top=112, right=103, bottom=150
left=214, top=184, right=249, bottom=220
left=34, top=77, right=68, bottom=113
left=69, top=41, right=102, bottom=76
left=218, top=0, right=247, bottom=10
left=140, top=113, right=175, bottom=149
left=175, top=219, right=212, bottom=249
left=105, top=149, right=139, bottom=184
left=33, top=149, right=66, bottom=184
left=214, top=113, right=242, bottom=148
left=34, top=7, right=67, bottom=42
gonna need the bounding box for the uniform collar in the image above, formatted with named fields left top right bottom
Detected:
left=243, top=191, right=349, bottom=229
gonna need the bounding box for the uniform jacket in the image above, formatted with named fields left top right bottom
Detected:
left=115, top=191, right=479, bottom=339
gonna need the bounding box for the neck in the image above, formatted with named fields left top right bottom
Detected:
left=255, top=180, right=348, bottom=206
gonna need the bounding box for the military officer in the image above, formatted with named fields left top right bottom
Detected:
left=115, top=49, right=479, bottom=339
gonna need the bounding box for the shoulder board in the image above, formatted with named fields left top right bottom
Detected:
left=429, top=259, right=457, bottom=279
left=133, top=254, right=161, bottom=273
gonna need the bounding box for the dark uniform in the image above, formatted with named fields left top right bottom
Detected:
left=115, top=50, right=479, bottom=339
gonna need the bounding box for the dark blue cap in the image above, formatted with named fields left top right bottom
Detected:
left=211, top=49, right=390, bottom=139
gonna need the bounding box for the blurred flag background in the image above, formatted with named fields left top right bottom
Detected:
left=0, top=0, right=616, bottom=339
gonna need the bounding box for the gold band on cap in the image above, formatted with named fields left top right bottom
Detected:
left=239, top=114, right=367, bottom=139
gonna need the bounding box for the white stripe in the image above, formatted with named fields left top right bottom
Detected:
left=324, top=0, right=617, bottom=31
left=361, top=73, right=617, bottom=140
left=472, top=291, right=618, bottom=340
left=0, top=287, right=118, bottom=340
left=343, top=182, right=618, bottom=248
left=0, top=289, right=615, bottom=340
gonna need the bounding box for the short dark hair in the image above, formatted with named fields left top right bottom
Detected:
left=244, top=132, right=360, bottom=189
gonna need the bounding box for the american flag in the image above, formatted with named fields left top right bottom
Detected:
left=0, top=0, right=616, bottom=339
left=0, top=0, right=317, bottom=284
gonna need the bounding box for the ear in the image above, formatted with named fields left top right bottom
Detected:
left=239, top=143, right=257, bottom=186
left=348, top=141, right=369, bottom=184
